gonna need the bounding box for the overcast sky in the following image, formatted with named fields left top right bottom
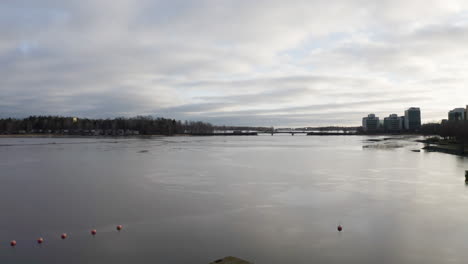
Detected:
left=1, top=0, right=468, bottom=126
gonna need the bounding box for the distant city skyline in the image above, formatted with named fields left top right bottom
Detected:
left=1, top=1, right=468, bottom=127
left=448, top=106, right=468, bottom=121
left=362, top=107, right=421, bottom=132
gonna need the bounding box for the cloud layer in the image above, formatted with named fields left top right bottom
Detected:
left=1, top=0, right=468, bottom=126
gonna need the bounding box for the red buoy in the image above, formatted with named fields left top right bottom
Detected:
left=37, top=238, right=44, bottom=244
left=61, top=233, right=68, bottom=239
left=91, top=229, right=97, bottom=236
left=116, top=225, right=123, bottom=231
left=337, top=225, right=343, bottom=232
left=10, top=240, right=17, bottom=247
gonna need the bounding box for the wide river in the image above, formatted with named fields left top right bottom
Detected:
left=0, top=135, right=467, bottom=264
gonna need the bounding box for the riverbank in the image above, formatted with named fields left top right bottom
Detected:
left=416, top=137, right=468, bottom=156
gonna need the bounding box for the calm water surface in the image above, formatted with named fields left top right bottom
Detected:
left=0, top=135, right=467, bottom=264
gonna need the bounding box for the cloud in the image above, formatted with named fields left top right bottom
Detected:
left=1, top=0, right=468, bottom=126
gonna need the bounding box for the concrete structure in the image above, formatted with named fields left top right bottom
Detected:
left=384, top=114, right=403, bottom=132
left=362, top=114, right=380, bottom=132
left=404, top=107, right=421, bottom=131
left=448, top=108, right=466, bottom=121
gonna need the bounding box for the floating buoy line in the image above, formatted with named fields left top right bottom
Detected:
left=6, top=225, right=123, bottom=247
left=5, top=223, right=343, bottom=248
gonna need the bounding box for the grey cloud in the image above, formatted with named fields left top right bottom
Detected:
left=154, top=95, right=432, bottom=126
left=1, top=0, right=467, bottom=126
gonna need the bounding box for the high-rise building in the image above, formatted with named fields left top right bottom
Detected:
left=448, top=108, right=465, bottom=121
left=384, top=114, right=403, bottom=132
left=400, top=116, right=406, bottom=130
left=466, top=105, right=468, bottom=120
left=404, top=107, right=421, bottom=131
left=362, top=114, right=380, bottom=132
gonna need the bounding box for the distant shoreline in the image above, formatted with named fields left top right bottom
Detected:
left=0, top=133, right=260, bottom=137
left=0, top=132, right=427, bottom=138
left=416, top=138, right=468, bottom=157
left=0, top=134, right=188, bottom=138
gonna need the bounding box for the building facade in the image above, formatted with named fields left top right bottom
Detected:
left=362, top=114, right=380, bottom=132
left=448, top=108, right=466, bottom=121
left=404, top=107, right=421, bottom=131
left=400, top=116, right=406, bottom=130
left=384, top=114, right=403, bottom=132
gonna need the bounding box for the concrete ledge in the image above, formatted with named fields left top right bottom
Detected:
left=209, top=256, right=252, bottom=264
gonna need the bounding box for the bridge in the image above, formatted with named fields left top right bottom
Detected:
left=257, top=131, right=358, bottom=136
left=213, top=129, right=357, bottom=136
left=258, top=131, right=309, bottom=136
left=256, top=126, right=357, bottom=136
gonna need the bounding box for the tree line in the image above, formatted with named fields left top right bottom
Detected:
left=0, top=116, right=214, bottom=135
left=420, top=121, right=468, bottom=142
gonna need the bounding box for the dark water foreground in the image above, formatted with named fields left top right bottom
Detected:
left=0, top=135, right=467, bottom=264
